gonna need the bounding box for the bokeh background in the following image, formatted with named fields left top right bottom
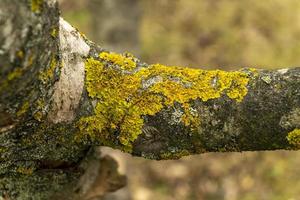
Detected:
left=59, top=1, right=300, bottom=199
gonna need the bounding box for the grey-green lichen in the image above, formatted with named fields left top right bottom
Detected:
left=78, top=51, right=250, bottom=152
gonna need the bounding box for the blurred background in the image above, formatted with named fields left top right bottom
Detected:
left=59, top=1, right=300, bottom=199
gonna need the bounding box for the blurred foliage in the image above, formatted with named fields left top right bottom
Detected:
left=59, top=0, right=300, bottom=200
left=140, top=0, right=300, bottom=69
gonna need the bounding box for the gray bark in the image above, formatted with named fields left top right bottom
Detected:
left=0, top=1, right=125, bottom=199
left=0, top=0, right=299, bottom=199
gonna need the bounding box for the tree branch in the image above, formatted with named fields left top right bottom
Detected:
left=0, top=0, right=299, bottom=199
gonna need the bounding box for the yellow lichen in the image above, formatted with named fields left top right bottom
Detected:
left=80, top=32, right=88, bottom=40
left=33, top=99, right=45, bottom=121
left=0, top=146, right=7, bottom=154
left=33, top=111, right=43, bottom=122
left=0, top=67, right=23, bottom=91
left=99, top=52, right=137, bottom=70
left=31, top=0, right=43, bottom=13
left=27, top=54, right=34, bottom=67
left=79, top=52, right=250, bottom=151
left=50, top=27, right=57, bottom=38
left=17, top=101, right=30, bottom=117
left=287, top=128, right=300, bottom=147
left=39, top=56, right=58, bottom=84
left=7, top=68, right=23, bottom=81
left=17, top=50, right=24, bottom=59
left=17, top=167, right=34, bottom=175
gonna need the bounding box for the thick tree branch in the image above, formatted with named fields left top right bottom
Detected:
left=0, top=0, right=299, bottom=199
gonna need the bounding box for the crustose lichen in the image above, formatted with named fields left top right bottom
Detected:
left=78, top=51, right=250, bottom=152
left=287, top=128, right=300, bottom=147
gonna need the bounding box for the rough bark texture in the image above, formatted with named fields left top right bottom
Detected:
left=0, top=1, right=125, bottom=199
left=0, top=0, right=299, bottom=199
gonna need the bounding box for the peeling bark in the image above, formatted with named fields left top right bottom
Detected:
left=48, top=18, right=90, bottom=123
left=0, top=0, right=299, bottom=199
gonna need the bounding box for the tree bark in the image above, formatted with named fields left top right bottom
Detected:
left=0, top=0, right=299, bottom=199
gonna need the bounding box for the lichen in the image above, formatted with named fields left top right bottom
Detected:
left=0, top=67, right=23, bottom=91
left=16, top=101, right=30, bottom=117
left=0, top=146, right=7, bottom=154
left=7, top=68, right=23, bottom=81
left=50, top=27, right=57, bottom=38
left=17, top=50, right=24, bottom=59
left=286, top=128, right=300, bottom=147
left=99, top=52, right=137, bottom=71
left=27, top=54, right=34, bottom=67
left=31, top=0, right=43, bottom=13
left=16, top=167, right=34, bottom=175
left=33, top=99, right=46, bottom=121
left=78, top=51, right=250, bottom=152
left=39, top=56, right=58, bottom=84
left=159, top=150, right=190, bottom=160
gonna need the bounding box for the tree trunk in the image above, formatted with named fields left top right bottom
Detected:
left=0, top=0, right=299, bottom=199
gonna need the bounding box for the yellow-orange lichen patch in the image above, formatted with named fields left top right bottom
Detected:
left=287, top=128, right=300, bottom=147
left=78, top=52, right=250, bottom=151
left=99, top=52, right=137, bottom=70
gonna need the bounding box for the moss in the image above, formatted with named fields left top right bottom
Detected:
left=79, top=52, right=250, bottom=152
left=286, top=128, right=300, bottom=147
left=31, top=0, right=43, bottom=13
left=39, top=56, right=58, bottom=84
left=16, top=101, right=30, bottom=117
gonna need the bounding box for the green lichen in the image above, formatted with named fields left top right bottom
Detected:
left=287, top=128, right=300, bottom=147
left=78, top=52, right=250, bottom=152
left=31, top=0, right=43, bottom=13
